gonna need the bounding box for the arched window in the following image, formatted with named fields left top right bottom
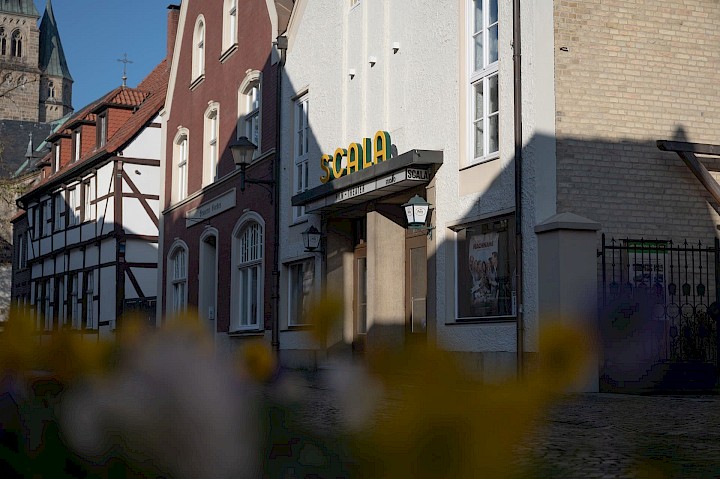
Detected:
left=174, top=129, right=189, bottom=202
left=203, top=103, right=220, bottom=185
left=11, top=30, right=22, bottom=57
left=168, top=244, right=188, bottom=314
left=238, top=71, right=261, bottom=155
left=192, top=17, right=206, bottom=82
left=223, top=0, right=238, bottom=52
left=231, top=214, right=264, bottom=331
left=48, top=81, right=56, bottom=99
left=0, top=28, right=6, bottom=56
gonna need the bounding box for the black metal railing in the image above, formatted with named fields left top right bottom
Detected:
left=599, top=234, right=720, bottom=364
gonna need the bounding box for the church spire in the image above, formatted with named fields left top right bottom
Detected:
left=0, top=0, right=39, bottom=16
left=39, top=0, right=73, bottom=81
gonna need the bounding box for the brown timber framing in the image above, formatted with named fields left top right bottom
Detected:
left=120, top=169, right=159, bottom=228
left=115, top=159, right=124, bottom=326
left=657, top=140, right=720, bottom=205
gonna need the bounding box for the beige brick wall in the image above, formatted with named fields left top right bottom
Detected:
left=554, top=0, right=720, bottom=244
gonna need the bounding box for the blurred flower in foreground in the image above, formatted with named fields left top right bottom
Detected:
left=304, top=295, right=344, bottom=346
left=60, top=311, right=260, bottom=479
left=240, top=339, right=277, bottom=382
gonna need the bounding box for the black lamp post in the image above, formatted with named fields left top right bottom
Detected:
left=230, top=137, right=275, bottom=196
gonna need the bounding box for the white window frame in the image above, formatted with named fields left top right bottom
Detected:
left=53, top=142, right=60, bottom=173
left=168, top=243, right=189, bottom=315
left=84, top=270, right=95, bottom=329
left=287, top=258, right=315, bottom=326
left=68, top=187, right=79, bottom=226
left=98, top=113, right=107, bottom=147
left=82, top=179, right=94, bottom=222
left=238, top=71, right=262, bottom=155
left=231, top=213, right=264, bottom=331
left=222, top=0, right=238, bottom=53
left=293, top=95, right=309, bottom=221
left=192, top=16, right=206, bottom=83
left=174, top=129, right=189, bottom=202
left=468, top=0, right=499, bottom=166
left=73, top=129, right=81, bottom=162
left=204, top=103, right=220, bottom=185
left=53, top=192, right=63, bottom=231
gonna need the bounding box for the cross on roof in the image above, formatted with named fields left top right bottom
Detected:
left=117, top=53, right=133, bottom=87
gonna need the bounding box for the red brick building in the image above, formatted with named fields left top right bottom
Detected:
left=159, top=0, right=291, bottom=352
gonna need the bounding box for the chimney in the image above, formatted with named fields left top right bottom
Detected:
left=167, top=4, right=181, bottom=62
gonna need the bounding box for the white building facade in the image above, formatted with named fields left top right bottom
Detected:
left=277, top=0, right=557, bottom=377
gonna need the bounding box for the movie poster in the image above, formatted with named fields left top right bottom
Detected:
left=469, top=232, right=499, bottom=315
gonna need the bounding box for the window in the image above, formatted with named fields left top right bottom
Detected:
left=11, top=30, right=21, bottom=57
left=192, top=17, right=206, bottom=82
left=288, top=259, right=315, bottom=326
left=174, top=131, right=189, bottom=201
left=223, top=0, right=238, bottom=52
left=57, top=276, right=66, bottom=327
left=204, top=104, right=220, bottom=184
left=469, top=0, right=499, bottom=163
left=73, top=129, right=81, bottom=162
left=44, top=279, right=53, bottom=330
left=48, top=80, right=56, bottom=100
left=42, top=200, right=52, bottom=236
left=84, top=270, right=94, bottom=329
left=68, top=187, right=79, bottom=226
left=97, top=113, right=107, bottom=147
left=232, top=217, right=264, bottom=330
left=0, top=28, right=5, bottom=55
left=53, top=193, right=63, bottom=231
left=69, top=272, right=79, bottom=329
left=169, top=246, right=188, bottom=314
left=52, top=142, right=60, bottom=173
left=244, top=84, right=260, bottom=149
left=82, top=180, right=94, bottom=222
left=455, top=214, right=516, bottom=320
left=16, top=232, right=26, bottom=269
left=294, top=96, right=309, bottom=220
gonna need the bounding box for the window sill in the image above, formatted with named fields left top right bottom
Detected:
left=459, top=152, right=500, bottom=171
left=284, top=324, right=313, bottom=331
left=446, top=316, right=516, bottom=325
left=219, top=43, right=238, bottom=63
left=189, top=74, right=205, bottom=91
left=228, top=329, right=265, bottom=337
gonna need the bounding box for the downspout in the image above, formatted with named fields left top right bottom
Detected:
left=272, top=36, right=288, bottom=353
left=513, top=0, right=524, bottom=378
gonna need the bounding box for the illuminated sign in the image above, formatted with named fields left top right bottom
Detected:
left=319, top=130, right=392, bottom=184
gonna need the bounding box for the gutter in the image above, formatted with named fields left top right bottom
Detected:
left=272, top=36, right=289, bottom=353
left=513, top=0, right=524, bottom=378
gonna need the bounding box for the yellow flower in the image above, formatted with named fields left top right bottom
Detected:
left=304, top=296, right=344, bottom=346
left=240, top=339, right=276, bottom=382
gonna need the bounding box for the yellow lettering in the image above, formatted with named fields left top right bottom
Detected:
left=374, top=131, right=391, bottom=164
left=320, top=154, right=332, bottom=184
left=347, top=143, right=363, bottom=174
left=362, top=137, right=373, bottom=169
left=332, top=148, right=347, bottom=179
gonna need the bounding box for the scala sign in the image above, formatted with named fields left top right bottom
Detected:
left=319, top=130, right=391, bottom=184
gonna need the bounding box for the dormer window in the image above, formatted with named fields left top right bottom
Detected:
left=73, top=129, right=81, bottom=162
left=52, top=143, right=60, bottom=173
left=97, top=113, right=107, bottom=147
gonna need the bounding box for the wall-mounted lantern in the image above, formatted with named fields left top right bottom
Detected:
left=402, top=195, right=434, bottom=237
left=302, top=225, right=323, bottom=253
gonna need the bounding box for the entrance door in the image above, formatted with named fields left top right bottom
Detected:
left=199, top=233, right=218, bottom=334
left=405, top=233, right=427, bottom=338
left=353, top=243, right=368, bottom=351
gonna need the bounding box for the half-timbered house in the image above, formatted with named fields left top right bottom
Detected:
left=15, top=55, right=170, bottom=337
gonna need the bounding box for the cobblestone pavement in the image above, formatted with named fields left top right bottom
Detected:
left=517, top=393, right=720, bottom=478
left=288, top=371, right=720, bottom=478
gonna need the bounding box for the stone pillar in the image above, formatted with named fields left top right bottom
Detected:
left=535, top=212, right=601, bottom=393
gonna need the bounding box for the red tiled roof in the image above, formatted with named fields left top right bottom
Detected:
left=21, top=58, right=170, bottom=199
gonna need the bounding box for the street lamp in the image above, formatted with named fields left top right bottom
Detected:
left=402, top=194, right=434, bottom=237
left=302, top=225, right=323, bottom=253
left=230, top=136, right=274, bottom=197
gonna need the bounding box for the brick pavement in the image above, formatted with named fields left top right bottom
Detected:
left=287, top=370, right=720, bottom=478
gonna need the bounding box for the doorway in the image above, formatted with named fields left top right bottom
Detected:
left=199, top=232, right=218, bottom=334
left=405, top=232, right=427, bottom=339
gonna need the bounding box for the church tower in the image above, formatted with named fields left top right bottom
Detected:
left=0, top=0, right=72, bottom=122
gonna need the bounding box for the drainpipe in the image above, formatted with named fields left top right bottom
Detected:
left=513, top=0, right=524, bottom=378
left=272, top=36, right=288, bottom=354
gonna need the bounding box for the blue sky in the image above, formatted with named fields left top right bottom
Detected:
left=34, top=0, right=170, bottom=109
